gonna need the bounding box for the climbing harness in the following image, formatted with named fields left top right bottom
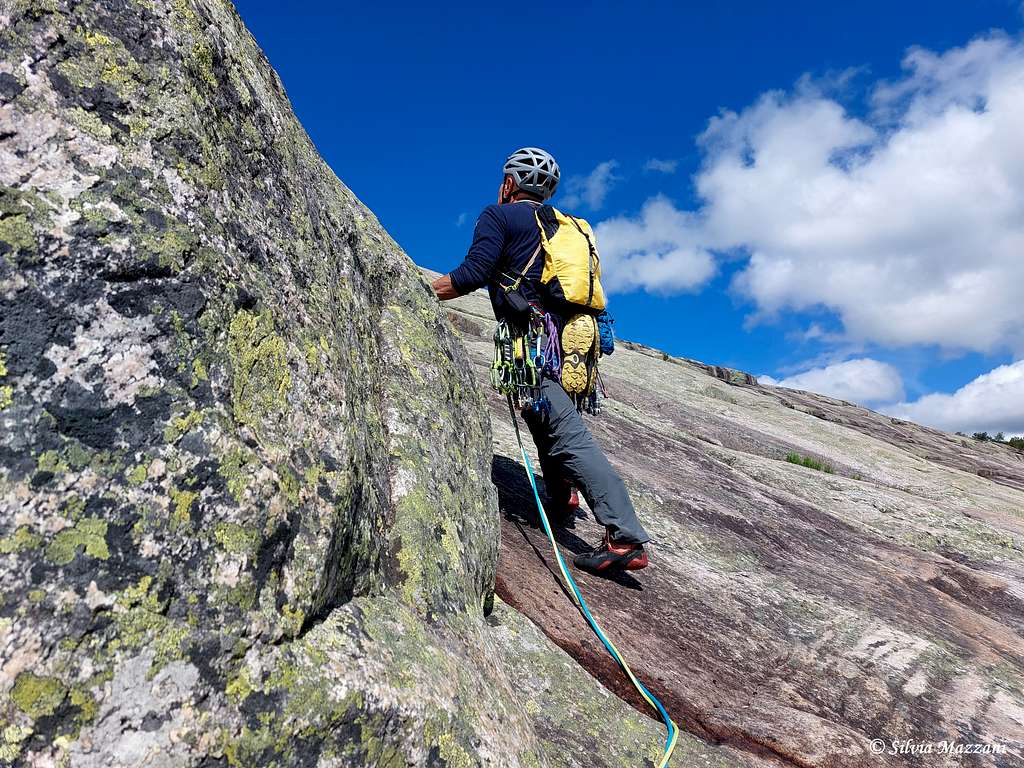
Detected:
left=491, top=309, right=563, bottom=411
left=491, top=308, right=604, bottom=415
left=505, top=396, right=678, bottom=766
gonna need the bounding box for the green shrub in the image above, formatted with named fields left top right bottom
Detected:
left=785, top=451, right=834, bottom=474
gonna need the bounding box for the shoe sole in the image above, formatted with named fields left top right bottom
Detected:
left=561, top=314, right=596, bottom=395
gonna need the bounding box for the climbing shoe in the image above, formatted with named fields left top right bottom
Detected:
left=561, top=313, right=597, bottom=395
left=545, top=480, right=579, bottom=524
left=565, top=486, right=580, bottom=513
left=573, top=532, right=648, bottom=573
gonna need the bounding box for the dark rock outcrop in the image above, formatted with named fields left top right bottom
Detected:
left=0, top=3, right=695, bottom=765
left=435, top=272, right=1024, bottom=768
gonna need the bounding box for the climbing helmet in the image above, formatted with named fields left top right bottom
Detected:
left=503, top=147, right=560, bottom=200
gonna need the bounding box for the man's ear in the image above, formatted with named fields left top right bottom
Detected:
left=499, top=175, right=515, bottom=204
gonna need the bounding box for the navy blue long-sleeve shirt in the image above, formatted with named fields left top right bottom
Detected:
left=449, top=201, right=544, bottom=324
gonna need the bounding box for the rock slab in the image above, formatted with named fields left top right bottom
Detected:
left=435, top=270, right=1024, bottom=768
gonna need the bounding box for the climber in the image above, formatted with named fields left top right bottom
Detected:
left=431, top=147, right=651, bottom=573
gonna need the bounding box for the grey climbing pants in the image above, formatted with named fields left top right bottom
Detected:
left=521, top=377, right=651, bottom=544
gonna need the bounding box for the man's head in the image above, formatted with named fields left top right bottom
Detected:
left=500, top=147, right=560, bottom=204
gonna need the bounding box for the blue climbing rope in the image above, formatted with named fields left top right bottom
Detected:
left=507, top=396, right=678, bottom=766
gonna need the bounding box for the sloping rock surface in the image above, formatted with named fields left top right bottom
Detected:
left=434, top=272, right=1024, bottom=768
left=0, top=2, right=709, bottom=766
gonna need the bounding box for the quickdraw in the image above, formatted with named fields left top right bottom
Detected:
left=490, top=310, right=559, bottom=411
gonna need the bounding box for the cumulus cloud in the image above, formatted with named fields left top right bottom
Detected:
left=594, top=196, right=716, bottom=293
left=714, top=36, right=1024, bottom=355
left=760, top=358, right=905, bottom=404
left=561, top=160, right=620, bottom=210
left=644, top=158, right=679, bottom=173
left=884, top=359, right=1024, bottom=435
left=597, top=34, right=1024, bottom=356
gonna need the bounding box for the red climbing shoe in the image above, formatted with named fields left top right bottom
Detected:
left=546, top=481, right=580, bottom=522
left=564, top=486, right=580, bottom=513
left=573, top=532, right=648, bottom=573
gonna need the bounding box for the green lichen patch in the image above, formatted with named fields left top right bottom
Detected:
left=143, top=224, right=195, bottom=271
left=11, top=672, right=67, bottom=720
left=277, top=465, right=301, bottom=506
left=163, top=408, right=204, bottom=443
left=110, top=576, right=188, bottom=675
left=225, top=667, right=253, bottom=705
left=227, top=309, right=292, bottom=430
left=0, top=526, right=42, bottom=554
left=63, top=495, right=86, bottom=520
left=423, top=718, right=474, bottom=768
left=0, top=351, right=11, bottom=410
left=65, top=106, right=113, bottom=141
left=191, top=357, right=209, bottom=387
left=170, top=488, right=198, bottom=528
left=126, top=462, right=149, bottom=486
left=55, top=26, right=145, bottom=97
left=214, top=522, right=260, bottom=557
left=0, top=214, right=35, bottom=259
left=0, top=724, right=32, bottom=763
left=218, top=447, right=255, bottom=503
left=68, top=686, right=98, bottom=730
left=0, top=186, right=52, bottom=268
left=44, top=518, right=110, bottom=566
left=391, top=485, right=468, bottom=611
left=37, top=449, right=69, bottom=474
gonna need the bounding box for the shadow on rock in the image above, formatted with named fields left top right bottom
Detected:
left=491, top=455, right=642, bottom=591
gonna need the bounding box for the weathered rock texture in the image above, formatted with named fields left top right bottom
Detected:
left=435, top=273, right=1024, bottom=768
left=0, top=2, right=702, bottom=766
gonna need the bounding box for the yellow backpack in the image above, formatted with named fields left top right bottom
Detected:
left=535, top=205, right=606, bottom=312
left=500, top=205, right=607, bottom=314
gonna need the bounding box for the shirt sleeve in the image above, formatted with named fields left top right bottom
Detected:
left=448, top=205, right=506, bottom=295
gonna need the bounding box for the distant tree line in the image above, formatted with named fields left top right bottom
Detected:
left=957, top=430, right=1024, bottom=451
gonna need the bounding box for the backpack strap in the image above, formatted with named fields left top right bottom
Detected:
left=496, top=201, right=546, bottom=293
left=497, top=240, right=542, bottom=293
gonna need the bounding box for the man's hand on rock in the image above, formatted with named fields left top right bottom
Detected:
left=432, top=274, right=459, bottom=301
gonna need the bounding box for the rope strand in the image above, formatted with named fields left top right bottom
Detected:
left=506, top=396, right=678, bottom=766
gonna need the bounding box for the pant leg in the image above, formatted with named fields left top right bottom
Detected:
left=521, top=398, right=571, bottom=506
left=522, top=378, right=650, bottom=544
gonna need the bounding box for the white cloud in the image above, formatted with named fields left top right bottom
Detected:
left=561, top=160, right=620, bottom=210
left=644, top=158, right=679, bottom=173
left=594, top=196, right=716, bottom=293
left=455, top=212, right=468, bottom=227
left=760, top=358, right=905, bottom=404
left=884, top=359, right=1024, bottom=435
left=596, top=34, right=1024, bottom=357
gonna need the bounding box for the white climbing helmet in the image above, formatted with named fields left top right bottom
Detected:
left=503, top=147, right=560, bottom=200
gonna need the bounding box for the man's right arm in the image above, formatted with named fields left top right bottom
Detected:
left=440, top=206, right=505, bottom=300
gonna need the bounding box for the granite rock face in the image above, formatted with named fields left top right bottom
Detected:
left=0, top=2, right=678, bottom=766
left=435, top=273, right=1024, bottom=768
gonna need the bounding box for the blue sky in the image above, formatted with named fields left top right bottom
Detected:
left=235, top=1, right=1024, bottom=435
